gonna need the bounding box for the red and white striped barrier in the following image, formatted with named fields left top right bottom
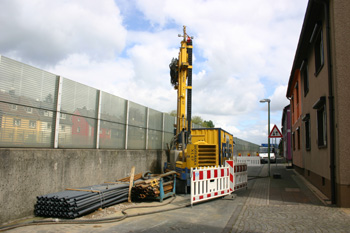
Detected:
left=225, top=160, right=248, bottom=191
left=235, top=156, right=261, bottom=166
left=190, top=166, right=231, bottom=205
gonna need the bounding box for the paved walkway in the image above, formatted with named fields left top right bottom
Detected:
left=4, top=164, right=350, bottom=232
left=224, top=164, right=350, bottom=233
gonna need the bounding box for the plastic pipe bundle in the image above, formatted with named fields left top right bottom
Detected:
left=34, top=183, right=129, bottom=219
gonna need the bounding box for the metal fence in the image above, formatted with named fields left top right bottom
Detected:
left=233, top=137, right=260, bottom=156
left=0, top=55, right=253, bottom=150
left=0, top=55, right=178, bottom=149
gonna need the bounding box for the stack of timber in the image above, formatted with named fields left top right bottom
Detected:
left=131, top=171, right=176, bottom=200
left=117, top=173, right=142, bottom=182
left=34, top=183, right=129, bottom=219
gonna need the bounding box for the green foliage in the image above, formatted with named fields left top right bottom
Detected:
left=192, top=116, right=203, bottom=125
left=169, top=110, right=215, bottom=128
left=169, top=110, right=177, bottom=117
left=203, top=120, right=215, bottom=128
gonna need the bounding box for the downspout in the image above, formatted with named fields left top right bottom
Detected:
left=316, top=0, right=336, bottom=204
left=287, top=97, right=293, bottom=166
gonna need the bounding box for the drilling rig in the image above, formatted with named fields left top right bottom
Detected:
left=168, top=26, right=234, bottom=192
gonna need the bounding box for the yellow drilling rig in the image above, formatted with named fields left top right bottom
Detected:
left=168, top=26, right=234, bottom=192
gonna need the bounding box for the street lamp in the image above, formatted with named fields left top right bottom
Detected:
left=260, top=98, right=271, bottom=177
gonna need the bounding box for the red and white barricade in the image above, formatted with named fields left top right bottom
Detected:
left=225, top=160, right=248, bottom=191
left=235, top=156, right=261, bottom=166
left=190, top=166, right=231, bottom=206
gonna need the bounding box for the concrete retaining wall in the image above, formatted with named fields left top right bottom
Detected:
left=0, top=148, right=166, bottom=224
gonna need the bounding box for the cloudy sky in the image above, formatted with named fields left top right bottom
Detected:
left=0, top=0, right=308, bottom=145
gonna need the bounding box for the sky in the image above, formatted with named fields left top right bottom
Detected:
left=0, top=0, right=308, bottom=145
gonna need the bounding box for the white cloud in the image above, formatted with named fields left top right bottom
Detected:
left=0, top=0, right=126, bottom=66
left=50, top=54, right=134, bottom=93
left=269, top=85, right=290, bottom=112
left=0, top=0, right=308, bottom=145
left=130, top=0, right=307, bottom=144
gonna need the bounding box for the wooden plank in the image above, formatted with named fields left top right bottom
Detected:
left=104, top=182, right=124, bottom=184
left=117, top=173, right=142, bottom=182
left=128, top=166, right=135, bottom=203
left=65, top=188, right=100, bottom=193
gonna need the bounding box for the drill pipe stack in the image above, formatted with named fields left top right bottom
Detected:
left=131, top=171, right=175, bottom=201
left=34, top=183, right=129, bottom=219
left=132, top=180, right=174, bottom=199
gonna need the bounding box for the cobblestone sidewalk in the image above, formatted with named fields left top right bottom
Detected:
left=226, top=164, right=350, bottom=233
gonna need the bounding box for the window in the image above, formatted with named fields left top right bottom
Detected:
left=297, top=128, right=300, bottom=150
left=47, top=123, right=51, bottom=129
left=317, top=106, right=327, bottom=147
left=44, top=110, right=53, bottom=117
left=313, top=96, right=327, bottom=147
left=314, top=29, right=324, bottom=75
left=303, top=114, right=311, bottom=150
left=29, top=121, right=36, bottom=128
left=26, top=107, right=33, bottom=113
left=13, top=118, right=21, bottom=126
left=292, top=132, right=296, bottom=151
left=61, top=125, right=65, bottom=130
left=60, top=113, right=66, bottom=119
left=77, top=127, right=80, bottom=133
left=295, top=82, right=299, bottom=104
left=11, top=104, right=17, bottom=110
left=301, top=60, right=309, bottom=96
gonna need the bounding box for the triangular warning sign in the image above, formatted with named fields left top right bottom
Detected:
left=269, top=125, right=283, bottom=138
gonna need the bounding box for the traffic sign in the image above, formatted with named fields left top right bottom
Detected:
left=269, top=125, right=283, bottom=138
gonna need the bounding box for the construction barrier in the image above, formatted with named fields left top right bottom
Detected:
left=235, top=156, right=261, bottom=166
left=190, top=160, right=248, bottom=205
left=190, top=166, right=231, bottom=205
left=226, top=160, right=248, bottom=191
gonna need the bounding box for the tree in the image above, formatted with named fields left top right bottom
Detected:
left=278, top=139, right=283, bottom=156
left=168, top=111, right=215, bottom=128
left=203, top=120, right=215, bottom=128
left=169, top=110, right=177, bottom=117
left=191, top=116, right=203, bottom=125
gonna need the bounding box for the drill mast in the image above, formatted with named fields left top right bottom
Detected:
left=170, top=26, right=193, bottom=148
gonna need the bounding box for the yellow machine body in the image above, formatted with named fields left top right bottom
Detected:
left=192, top=128, right=234, bottom=166
left=175, top=142, right=217, bottom=169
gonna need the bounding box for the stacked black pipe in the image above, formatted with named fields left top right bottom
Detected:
left=34, top=183, right=129, bottom=219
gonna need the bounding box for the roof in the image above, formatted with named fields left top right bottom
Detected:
left=286, top=0, right=326, bottom=97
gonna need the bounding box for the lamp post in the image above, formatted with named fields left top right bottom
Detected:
left=260, top=98, right=271, bottom=177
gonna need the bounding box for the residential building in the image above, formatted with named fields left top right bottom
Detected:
left=71, top=108, right=97, bottom=148
left=0, top=91, right=42, bottom=146
left=281, top=105, right=292, bottom=162
left=287, top=68, right=303, bottom=170
left=286, top=0, right=350, bottom=207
